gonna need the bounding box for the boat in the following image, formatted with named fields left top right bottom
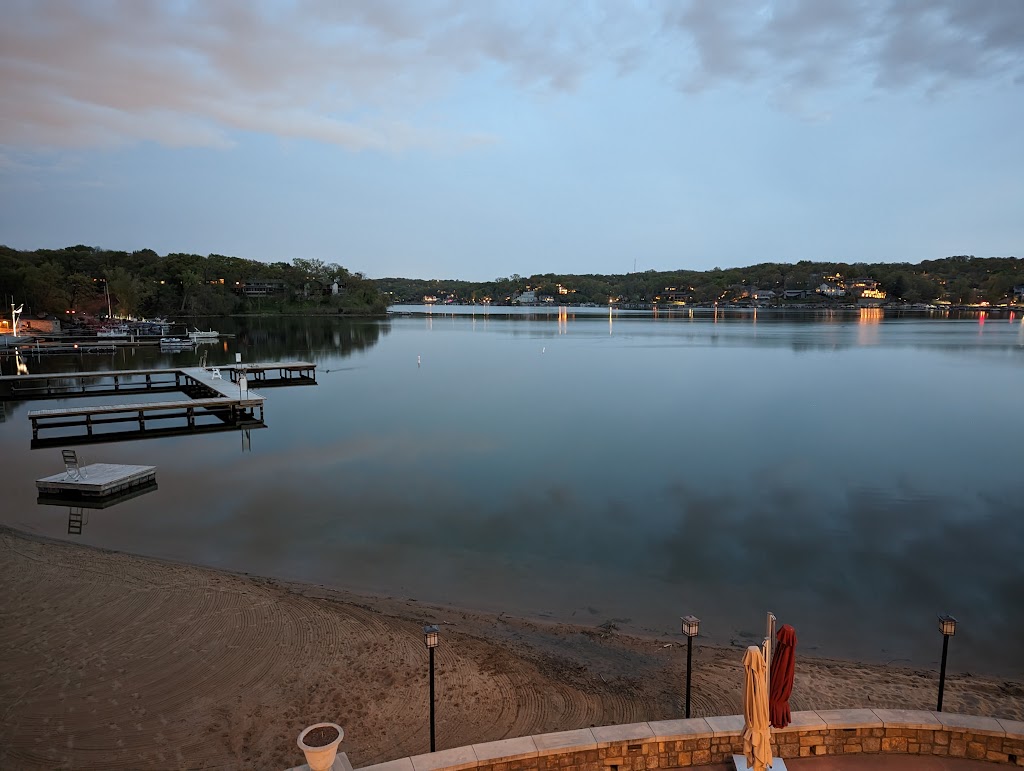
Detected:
left=97, top=320, right=171, bottom=338
left=188, top=328, right=219, bottom=342
left=159, top=337, right=195, bottom=350
left=135, top=319, right=172, bottom=336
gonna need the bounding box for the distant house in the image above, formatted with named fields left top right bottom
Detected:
left=856, top=291, right=886, bottom=306
left=847, top=277, right=877, bottom=290
left=817, top=282, right=846, bottom=298
left=656, top=287, right=693, bottom=305
left=751, top=288, right=776, bottom=303
left=783, top=289, right=810, bottom=300
left=233, top=280, right=287, bottom=297
left=847, top=278, right=879, bottom=295
left=513, top=290, right=538, bottom=305
left=1014, top=285, right=1024, bottom=303
left=847, top=277, right=886, bottom=304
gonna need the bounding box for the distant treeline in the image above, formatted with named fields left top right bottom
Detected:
left=376, top=256, right=1024, bottom=306
left=3, top=247, right=1021, bottom=318
left=0, top=245, right=387, bottom=317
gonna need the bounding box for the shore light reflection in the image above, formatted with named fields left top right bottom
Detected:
left=857, top=306, right=883, bottom=346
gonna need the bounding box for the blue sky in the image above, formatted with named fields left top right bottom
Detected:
left=1, top=1, right=1022, bottom=281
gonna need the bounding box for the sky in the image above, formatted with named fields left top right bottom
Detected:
left=1, top=1, right=1022, bottom=281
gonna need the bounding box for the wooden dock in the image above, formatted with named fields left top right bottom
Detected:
left=225, top=361, right=317, bottom=386
left=0, top=342, right=119, bottom=356
left=0, top=361, right=315, bottom=447
left=0, top=362, right=316, bottom=400
left=36, top=463, right=157, bottom=498
left=0, top=367, right=183, bottom=400
left=28, top=394, right=266, bottom=442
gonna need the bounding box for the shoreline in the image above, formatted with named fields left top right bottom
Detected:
left=3, top=525, right=1023, bottom=770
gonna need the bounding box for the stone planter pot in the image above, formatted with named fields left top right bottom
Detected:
left=297, top=722, right=344, bottom=771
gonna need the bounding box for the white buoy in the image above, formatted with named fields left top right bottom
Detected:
left=542, top=347, right=546, bottom=353
left=417, top=355, right=421, bottom=367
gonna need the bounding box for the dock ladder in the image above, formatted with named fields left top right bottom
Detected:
left=67, top=507, right=87, bottom=535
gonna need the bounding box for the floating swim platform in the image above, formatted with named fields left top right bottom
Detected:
left=36, top=463, right=157, bottom=499
left=37, top=479, right=158, bottom=508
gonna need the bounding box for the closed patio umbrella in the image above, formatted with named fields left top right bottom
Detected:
left=741, top=645, right=772, bottom=771
left=769, top=625, right=798, bottom=729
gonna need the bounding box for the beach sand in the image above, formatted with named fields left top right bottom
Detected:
left=2, top=526, right=1021, bottom=771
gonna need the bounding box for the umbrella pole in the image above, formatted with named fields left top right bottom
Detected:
left=937, top=632, right=950, bottom=712
left=685, top=633, right=693, bottom=718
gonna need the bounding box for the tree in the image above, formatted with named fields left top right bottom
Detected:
left=61, top=272, right=97, bottom=313
left=178, top=269, right=201, bottom=313
left=107, top=267, right=149, bottom=318
left=23, top=261, right=66, bottom=314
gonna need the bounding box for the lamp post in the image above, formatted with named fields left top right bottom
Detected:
left=423, top=624, right=440, bottom=752
left=681, top=615, right=700, bottom=718
left=936, top=615, right=956, bottom=712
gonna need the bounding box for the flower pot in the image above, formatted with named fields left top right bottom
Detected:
left=297, top=722, right=344, bottom=771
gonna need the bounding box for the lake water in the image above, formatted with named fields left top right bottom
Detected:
left=2, top=307, right=1022, bottom=676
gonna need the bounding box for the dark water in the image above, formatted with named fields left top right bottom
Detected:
left=2, top=308, right=1022, bottom=676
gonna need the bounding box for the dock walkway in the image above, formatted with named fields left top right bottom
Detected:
left=3, top=361, right=315, bottom=447
left=179, top=367, right=258, bottom=398
left=27, top=394, right=266, bottom=444
left=0, top=362, right=316, bottom=400
left=225, top=361, right=316, bottom=385
left=0, top=368, right=182, bottom=399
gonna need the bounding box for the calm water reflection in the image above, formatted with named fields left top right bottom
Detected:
left=2, top=309, right=1022, bottom=676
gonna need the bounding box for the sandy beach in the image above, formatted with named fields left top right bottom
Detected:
left=2, top=526, right=1021, bottom=771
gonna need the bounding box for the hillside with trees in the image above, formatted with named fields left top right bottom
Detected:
left=376, top=256, right=1023, bottom=307
left=0, top=245, right=387, bottom=318
left=3, top=247, right=1020, bottom=317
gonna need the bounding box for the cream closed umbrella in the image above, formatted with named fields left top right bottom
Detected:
left=741, top=645, right=772, bottom=771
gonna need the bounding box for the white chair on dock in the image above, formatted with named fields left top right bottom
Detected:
left=62, top=449, right=87, bottom=481
left=210, top=367, right=222, bottom=380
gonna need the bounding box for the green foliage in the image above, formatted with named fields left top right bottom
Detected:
left=1, top=245, right=1020, bottom=317
left=376, top=256, right=1023, bottom=307
left=106, top=267, right=149, bottom=317
left=0, top=245, right=386, bottom=317
left=61, top=272, right=99, bottom=312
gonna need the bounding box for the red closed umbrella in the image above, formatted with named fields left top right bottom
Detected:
left=769, top=624, right=798, bottom=729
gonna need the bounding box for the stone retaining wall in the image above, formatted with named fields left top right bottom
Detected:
left=356, top=711, right=1024, bottom=771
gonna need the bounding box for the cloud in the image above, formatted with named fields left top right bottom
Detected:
left=1, top=0, right=1021, bottom=151
left=0, top=0, right=527, bottom=151
left=667, top=0, right=1024, bottom=95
